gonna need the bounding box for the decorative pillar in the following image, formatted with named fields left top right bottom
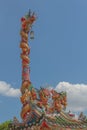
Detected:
left=20, top=10, right=36, bottom=121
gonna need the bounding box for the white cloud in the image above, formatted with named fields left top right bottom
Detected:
left=0, top=81, right=21, bottom=97
left=55, top=82, right=87, bottom=113
left=0, top=80, right=87, bottom=113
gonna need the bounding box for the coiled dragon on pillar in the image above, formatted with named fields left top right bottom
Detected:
left=20, top=10, right=37, bottom=121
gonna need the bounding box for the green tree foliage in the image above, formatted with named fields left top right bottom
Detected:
left=0, top=120, right=11, bottom=130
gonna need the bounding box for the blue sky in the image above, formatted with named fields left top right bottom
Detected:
left=0, top=0, right=87, bottom=123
